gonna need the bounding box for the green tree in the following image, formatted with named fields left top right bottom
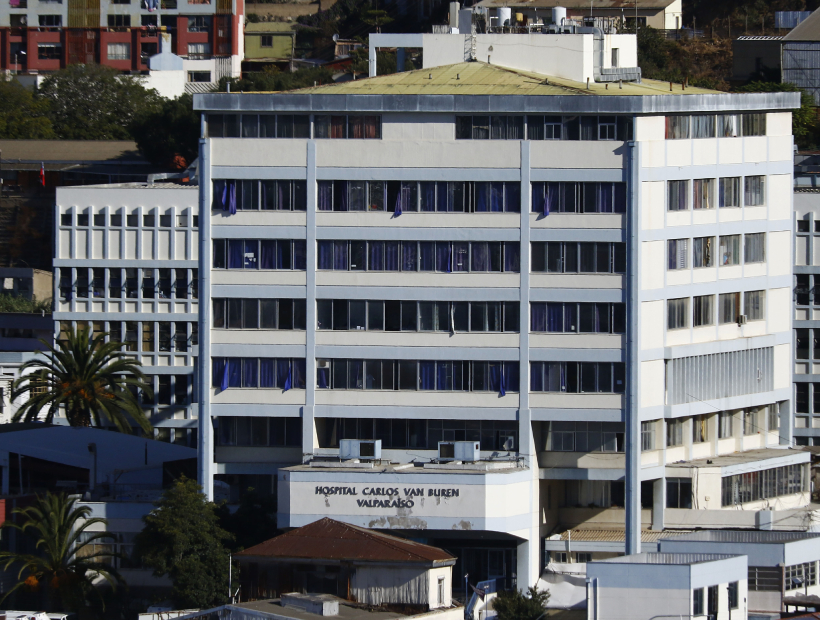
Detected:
left=0, top=78, right=55, bottom=139
left=215, top=65, right=334, bottom=92
left=134, top=478, right=233, bottom=609
left=362, top=9, right=393, bottom=33
left=0, top=492, right=124, bottom=612
left=217, top=486, right=278, bottom=552
left=132, top=94, right=200, bottom=169
left=36, top=64, right=162, bottom=140
left=734, top=81, right=817, bottom=149
left=492, top=586, right=550, bottom=620
left=11, top=326, right=153, bottom=433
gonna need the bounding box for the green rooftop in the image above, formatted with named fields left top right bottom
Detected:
left=286, top=61, right=720, bottom=96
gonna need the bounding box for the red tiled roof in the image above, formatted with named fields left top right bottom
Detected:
left=235, top=518, right=455, bottom=564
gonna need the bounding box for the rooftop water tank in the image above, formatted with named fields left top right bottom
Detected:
left=552, top=6, right=567, bottom=26
left=498, top=6, right=512, bottom=26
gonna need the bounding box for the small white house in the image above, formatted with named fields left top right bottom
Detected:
left=586, top=553, right=748, bottom=620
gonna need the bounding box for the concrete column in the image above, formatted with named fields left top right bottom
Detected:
left=780, top=399, right=793, bottom=447
left=652, top=477, right=664, bottom=530
left=368, top=45, right=377, bottom=77
left=303, top=140, right=317, bottom=459
left=396, top=47, right=405, bottom=72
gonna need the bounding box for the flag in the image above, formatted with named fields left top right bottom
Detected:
left=283, top=364, right=292, bottom=392
left=499, top=369, right=506, bottom=397
left=39, top=163, right=45, bottom=187
left=393, top=189, right=402, bottom=217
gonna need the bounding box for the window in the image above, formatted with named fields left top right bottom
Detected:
left=530, top=362, right=625, bottom=394
left=692, top=236, right=713, bottom=268
left=314, top=115, right=381, bottom=139
left=707, top=585, right=718, bottom=618
left=212, top=358, right=307, bottom=390
left=107, top=42, right=130, bottom=60
left=525, top=116, right=632, bottom=141
left=727, top=581, right=738, bottom=609
left=531, top=242, right=625, bottom=274
left=38, top=14, right=60, bottom=25
left=188, top=15, right=211, bottom=31
left=531, top=182, right=627, bottom=214
left=212, top=239, right=307, bottom=271
left=667, top=180, right=688, bottom=211
left=641, top=421, right=655, bottom=451
left=718, top=411, right=733, bottom=438
left=666, top=419, right=683, bottom=447
left=692, top=178, right=714, bottom=209
left=665, top=116, right=690, bottom=139
left=667, top=238, right=688, bottom=270
left=718, top=293, right=739, bottom=324
left=796, top=274, right=811, bottom=306
left=456, top=116, right=524, bottom=140
left=213, top=179, right=307, bottom=211
left=796, top=383, right=809, bottom=414
left=743, top=409, right=757, bottom=435
left=744, top=232, right=765, bottom=263
left=691, top=114, right=715, bottom=139
left=38, top=43, right=61, bottom=59
left=693, top=588, right=704, bottom=616
left=722, top=463, right=806, bottom=506
left=188, top=71, right=211, bottom=83
left=744, top=290, right=765, bottom=321
left=719, top=235, right=740, bottom=265
left=531, top=302, right=625, bottom=334
left=745, top=175, right=765, bottom=206
left=719, top=177, right=741, bottom=207
left=768, top=405, right=779, bottom=431
left=742, top=113, right=766, bottom=136
left=666, top=477, right=692, bottom=508
left=260, top=34, right=272, bottom=47
left=546, top=422, right=625, bottom=452
left=717, top=114, right=738, bottom=137
left=107, top=14, right=130, bottom=27
left=692, top=295, right=714, bottom=327
left=693, top=414, right=708, bottom=443
left=786, top=563, right=817, bottom=590
left=217, top=416, right=302, bottom=447
left=187, top=42, right=211, bottom=59
left=667, top=298, right=688, bottom=330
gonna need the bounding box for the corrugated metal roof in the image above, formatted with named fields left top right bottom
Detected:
left=662, top=530, right=820, bottom=544
left=475, top=0, right=678, bottom=9
left=785, top=8, right=820, bottom=41
left=556, top=529, right=690, bottom=542
left=235, top=518, right=456, bottom=564
left=279, top=61, right=719, bottom=97
left=593, top=552, right=740, bottom=565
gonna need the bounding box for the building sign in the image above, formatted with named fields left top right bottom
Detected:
left=314, top=485, right=461, bottom=509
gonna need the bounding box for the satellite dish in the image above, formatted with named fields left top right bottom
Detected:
left=332, top=34, right=339, bottom=42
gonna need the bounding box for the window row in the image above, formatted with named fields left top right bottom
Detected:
left=795, top=274, right=820, bottom=306
left=59, top=212, right=198, bottom=229
left=667, top=233, right=765, bottom=270
left=640, top=408, right=778, bottom=451
left=207, top=114, right=381, bottom=139
left=212, top=298, right=307, bottom=331
left=531, top=242, right=626, bottom=274
left=318, top=180, right=521, bottom=213
left=137, top=374, right=192, bottom=407
left=529, top=362, right=625, bottom=394
left=212, top=180, right=307, bottom=212
left=785, top=563, right=817, bottom=591
left=793, top=382, right=820, bottom=414
left=317, top=300, right=520, bottom=333
left=693, top=584, right=738, bottom=618
left=531, top=182, right=627, bottom=215
left=543, top=421, right=625, bottom=453
left=667, top=176, right=765, bottom=211
left=721, top=463, right=806, bottom=506
left=795, top=329, right=820, bottom=361
left=317, top=240, right=520, bottom=273
left=665, top=113, right=766, bottom=139
left=212, top=239, right=307, bottom=270
left=795, top=220, right=820, bottom=233
left=212, top=358, right=307, bottom=390
left=59, top=268, right=198, bottom=300
left=530, top=302, right=625, bottom=334
left=667, top=291, right=765, bottom=330
left=316, top=359, right=520, bottom=394
left=456, top=115, right=633, bottom=141
left=216, top=416, right=302, bottom=447
left=58, top=321, right=198, bottom=353
left=316, top=418, right=518, bottom=452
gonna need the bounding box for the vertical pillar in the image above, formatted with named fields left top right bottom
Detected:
left=624, top=136, right=641, bottom=555
left=368, top=44, right=377, bottom=77
left=303, top=140, right=317, bottom=459
left=396, top=47, right=405, bottom=72
left=651, top=477, right=664, bottom=530
left=197, top=126, right=214, bottom=499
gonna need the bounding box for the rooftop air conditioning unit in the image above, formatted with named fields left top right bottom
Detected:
left=438, top=441, right=480, bottom=463
left=340, top=439, right=381, bottom=461
left=737, top=314, right=748, bottom=325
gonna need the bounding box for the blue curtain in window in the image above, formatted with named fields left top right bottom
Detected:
left=260, top=240, right=276, bottom=269
left=532, top=183, right=545, bottom=215
left=435, top=243, right=450, bottom=272
left=546, top=182, right=558, bottom=216
left=547, top=303, right=564, bottom=332
left=490, top=183, right=504, bottom=212
left=419, top=361, right=435, bottom=390
left=393, top=189, right=403, bottom=217
left=243, top=358, right=258, bottom=388
left=317, top=366, right=329, bottom=389
left=504, top=362, right=519, bottom=392
left=212, top=357, right=225, bottom=388
left=294, top=241, right=306, bottom=270
left=333, top=242, right=348, bottom=270
left=228, top=358, right=241, bottom=388
left=402, top=242, right=417, bottom=271
left=490, top=363, right=501, bottom=392
left=260, top=358, right=275, bottom=387
left=228, top=240, right=243, bottom=269
left=506, top=182, right=520, bottom=213
left=437, top=362, right=449, bottom=391
left=318, top=181, right=333, bottom=211
left=475, top=183, right=488, bottom=212
left=214, top=181, right=225, bottom=209
left=437, top=182, right=449, bottom=212
left=419, top=242, right=434, bottom=271
left=472, top=243, right=489, bottom=271
left=385, top=242, right=399, bottom=271
left=244, top=240, right=258, bottom=269
left=293, top=359, right=306, bottom=389
left=318, top=241, right=333, bottom=270
left=614, top=184, right=627, bottom=213
left=531, top=303, right=546, bottom=331
left=228, top=181, right=237, bottom=215
left=598, top=183, right=613, bottom=213
left=277, top=359, right=290, bottom=390
left=504, top=243, right=520, bottom=273
left=530, top=363, right=543, bottom=391
left=349, top=360, right=363, bottom=389
left=421, top=182, right=436, bottom=212
left=369, top=242, right=384, bottom=270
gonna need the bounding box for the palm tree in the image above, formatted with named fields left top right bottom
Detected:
left=11, top=326, right=153, bottom=434
left=0, top=492, right=125, bottom=611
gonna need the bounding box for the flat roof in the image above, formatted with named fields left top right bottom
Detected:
left=592, top=552, right=740, bottom=566
left=0, top=140, right=146, bottom=164
left=661, top=530, right=820, bottom=544
left=475, top=0, right=678, bottom=9
left=235, top=599, right=406, bottom=620
left=666, top=447, right=810, bottom=469
left=62, top=182, right=197, bottom=190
